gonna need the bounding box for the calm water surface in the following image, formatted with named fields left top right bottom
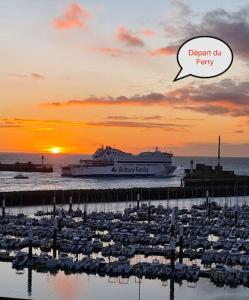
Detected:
left=1, top=263, right=249, bottom=300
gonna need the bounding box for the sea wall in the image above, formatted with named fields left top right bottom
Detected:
left=0, top=184, right=248, bottom=207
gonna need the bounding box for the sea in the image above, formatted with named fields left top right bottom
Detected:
left=0, top=153, right=249, bottom=300
left=0, top=152, right=248, bottom=192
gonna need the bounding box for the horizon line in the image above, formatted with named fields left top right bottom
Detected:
left=0, top=151, right=248, bottom=159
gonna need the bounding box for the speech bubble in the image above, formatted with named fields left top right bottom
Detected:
left=174, top=36, right=233, bottom=82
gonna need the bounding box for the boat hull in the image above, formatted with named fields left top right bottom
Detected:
left=62, top=164, right=176, bottom=178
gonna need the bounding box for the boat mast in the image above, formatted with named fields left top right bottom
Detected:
left=218, top=136, right=221, bottom=167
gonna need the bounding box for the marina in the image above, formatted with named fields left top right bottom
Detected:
left=1, top=196, right=249, bottom=292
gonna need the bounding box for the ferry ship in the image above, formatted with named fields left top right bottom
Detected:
left=61, top=146, right=176, bottom=177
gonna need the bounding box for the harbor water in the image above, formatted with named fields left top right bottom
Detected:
left=1, top=265, right=249, bottom=300
left=0, top=153, right=248, bottom=192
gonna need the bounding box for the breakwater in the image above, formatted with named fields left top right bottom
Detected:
left=0, top=183, right=249, bottom=207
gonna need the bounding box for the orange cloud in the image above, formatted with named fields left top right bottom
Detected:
left=91, top=47, right=123, bottom=57
left=90, top=44, right=179, bottom=58
left=8, top=73, right=45, bottom=80
left=91, top=45, right=177, bottom=58
left=43, top=95, right=167, bottom=107
left=150, top=45, right=178, bottom=56
left=0, top=124, right=22, bottom=128
left=30, top=73, right=45, bottom=80
left=0, top=117, right=190, bottom=132
left=1, top=118, right=88, bottom=127
left=91, top=47, right=145, bottom=57
left=140, top=28, right=156, bottom=37
left=107, top=115, right=163, bottom=120
left=43, top=79, right=249, bottom=117
left=234, top=130, right=245, bottom=133
left=116, top=26, right=145, bottom=47
left=53, top=3, right=92, bottom=30
left=86, top=120, right=189, bottom=130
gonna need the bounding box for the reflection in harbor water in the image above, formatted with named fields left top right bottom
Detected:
left=15, top=266, right=178, bottom=300
left=28, top=267, right=32, bottom=297
left=48, top=272, right=82, bottom=300
left=170, top=277, right=174, bottom=300
left=3, top=265, right=249, bottom=300
left=24, top=255, right=177, bottom=300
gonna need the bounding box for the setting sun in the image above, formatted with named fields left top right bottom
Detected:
left=50, top=147, right=62, bottom=154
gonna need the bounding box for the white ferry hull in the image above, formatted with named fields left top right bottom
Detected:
left=62, top=163, right=176, bottom=177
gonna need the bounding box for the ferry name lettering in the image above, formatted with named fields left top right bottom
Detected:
left=118, top=166, right=148, bottom=173
left=118, top=166, right=135, bottom=173
left=136, top=166, right=148, bottom=173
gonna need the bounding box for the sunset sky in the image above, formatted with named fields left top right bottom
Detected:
left=1, top=0, right=249, bottom=156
